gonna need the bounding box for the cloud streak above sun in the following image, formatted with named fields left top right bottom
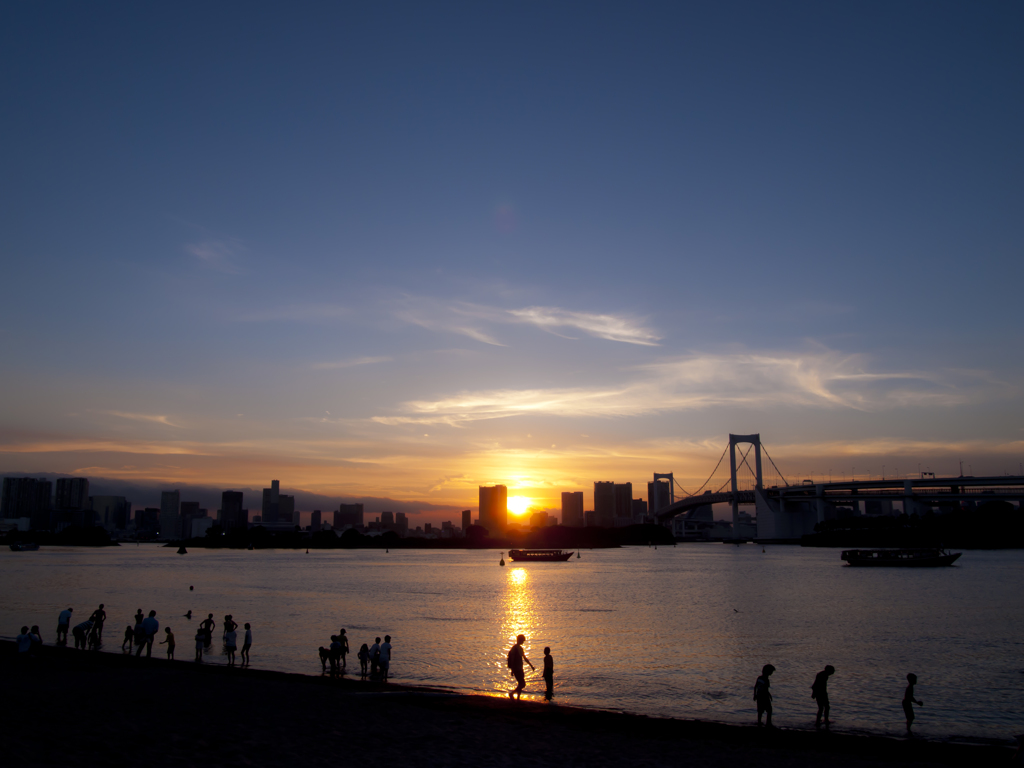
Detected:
left=373, top=350, right=1007, bottom=426
left=394, top=296, right=659, bottom=346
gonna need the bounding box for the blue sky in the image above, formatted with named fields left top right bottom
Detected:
left=2, top=2, right=1022, bottom=520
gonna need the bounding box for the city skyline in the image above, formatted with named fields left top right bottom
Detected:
left=2, top=3, right=1022, bottom=522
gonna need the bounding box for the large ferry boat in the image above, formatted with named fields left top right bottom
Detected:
left=840, top=548, right=961, bottom=567
left=507, top=549, right=575, bottom=562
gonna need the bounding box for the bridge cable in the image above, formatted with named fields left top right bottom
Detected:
left=685, top=443, right=730, bottom=498
left=759, top=443, right=790, bottom=487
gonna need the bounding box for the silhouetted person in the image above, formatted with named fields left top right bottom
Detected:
left=200, top=614, right=216, bottom=646
left=160, top=628, right=175, bottom=660
left=369, top=637, right=381, bottom=680
left=16, top=626, right=32, bottom=657
left=29, top=625, right=43, bottom=655
left=811, top=665, right=834, bottom=727
left=754, top=664, right=775, bottom=727
left=122, top=625, right=134, bottom=652
left=543, top=647, right=554, bottom=700
left=185, top=610, right=192, bottom=620
left=223, top=614, right=237, bottom=636
left=337, top=628, right=349, bottom=671
left=56, top=608, right=73, bottom=644
left=358, top=643, right=370, bottom=678
left=194, top=629, right=205, bottom=662
left=224, top=624, right=237, bottom=666
left=241, top=623, right=252, bottom=665
left=903, top=673, right=923, bottom=733
left=72, top=620, right=94, bottom=650
left=89, top=604, right=107, bottom=637
left=137, top=610, right=158, bottom=657
left=380, top=635, right=393, bottom=682
left=507, top=634, right=534, bottom=700
left=328, top=636, right=342, bottom=677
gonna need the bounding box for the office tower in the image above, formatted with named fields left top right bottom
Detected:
left=461, top=509, right=471, bottom=531
left=278, top=494, right=295, bottom=524
left=310, top=510, right=322, bottom=532
left=262, top=480, right=280, bottom=524
left=191, top=517, right=214, bottom=538
left=55, top=477, right=89, bottom=510
left=221, top=491, right=245, bottom=530
left=593, top=482, right=615, bottom=526
left=179, top=501, right=201, bottom=539
left=396, top=512, right=408, bottom=537
left=2, top=478, right=52, bottom=529
left=381, top=511, right=395, bottom=530
left=613, top=483, right=633, bottom=521
left=91, top=496, right=131, bottom=531
left=136, top=508, right=160, bottom=535
left=159, top=490, right=180, bottom=540
left=632, top=498, right=648, bottom=519
left=478, top=485, right=507, bottom=536
left=335, top=503, right=364, bottom=529
left=561, top=492, right=584, bottom=527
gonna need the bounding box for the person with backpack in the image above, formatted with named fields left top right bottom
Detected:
left=753, top=664, right=775, bottom=727
left=811, top=665, right=834, bottom=728
left=507, top=634, right=534, bottom=700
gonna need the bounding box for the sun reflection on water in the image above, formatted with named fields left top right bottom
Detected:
left=492, top=567, right=538, bottom=698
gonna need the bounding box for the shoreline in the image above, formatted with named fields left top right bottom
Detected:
left=3, top=641, right=1013, bottom=766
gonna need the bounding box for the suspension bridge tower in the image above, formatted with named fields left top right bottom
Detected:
left=729, top=434, right=762, bottom=539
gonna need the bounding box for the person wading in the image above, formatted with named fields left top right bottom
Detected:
left=507, top=634, right=534, bottom=700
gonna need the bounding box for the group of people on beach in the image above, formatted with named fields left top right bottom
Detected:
left=319, top=629, right=394, bottom=682
left=506, top=634, right=555, bottom=701
left=754, top=663, right=924, bottom=733
left=48, top=604, right=253, bottom=666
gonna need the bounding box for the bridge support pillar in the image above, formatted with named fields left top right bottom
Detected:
left=816, top=484, right=826, bottom=525
left=729, top=434, right=763, bottom=539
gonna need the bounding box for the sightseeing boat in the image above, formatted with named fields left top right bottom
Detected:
left=840, top=548, right=962, bottom=567
left=507, top=549, right=575, bottom=562
left=9, top=542, right=40, bottom=551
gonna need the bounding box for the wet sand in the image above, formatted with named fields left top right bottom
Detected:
left=3, top=641, right=1011, bottom=767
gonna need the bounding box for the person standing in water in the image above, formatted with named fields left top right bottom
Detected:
left=903, top=673, right=923, bottom=733
left=379, top=635, right=393, bottom=682
left=241, top=623, right=252, bottom=665
left=507, top=634, right=534, bottom=700
left=337, top=628, right=349, bottom=672
left=811, top=665, right=834, bottom=728
left=200, top=614, right=216, bottom=646
left=56, top=608, right=73, bottom=645
left=754, top=664, right=775, bottom=727
left=160, top=627, right=175, bottom=660
left=542, top=647, right=554, bottom=701
left=89, top=604, right=107, bottom=638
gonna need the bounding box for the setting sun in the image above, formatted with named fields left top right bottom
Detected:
left=507, top=496, right=531, bottom=516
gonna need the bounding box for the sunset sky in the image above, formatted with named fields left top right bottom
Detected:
left=2, top=3, right=1022, bottom=524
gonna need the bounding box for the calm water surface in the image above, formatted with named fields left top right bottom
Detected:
left=3, top=544, right=1022, bottom=742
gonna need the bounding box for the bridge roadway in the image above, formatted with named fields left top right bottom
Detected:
left=654, top=475, right=1024, bottom=523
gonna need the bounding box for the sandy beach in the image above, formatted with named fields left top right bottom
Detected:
left=3, top=641, right=1012, bottom=767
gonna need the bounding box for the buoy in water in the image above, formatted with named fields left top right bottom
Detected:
left=306, top=548, right=309, bottom=554
left=176, top=545, right=187, bottom=555
left=577, top=551, right=580, bottom=559
left=500, top=552, right=505, bottom=566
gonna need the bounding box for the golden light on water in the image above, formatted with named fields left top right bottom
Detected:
left=493, top=567, right=537, bottom=698
left=507, top=495, right=531, bottom=516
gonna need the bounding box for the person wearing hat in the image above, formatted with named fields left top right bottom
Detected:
left=753, top=664, right=776, bottom=727
left=811, top=665, right=835, bottom=727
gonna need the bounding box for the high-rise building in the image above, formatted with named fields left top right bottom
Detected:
left=179, top=501, right=203, bottom=539
left=396, top=512, right=408, bottom=537
left=593, top=482, right=615, bottom=526
left=278, top=494, right=295, bottom=524
left=478, top=485, right=507, bottom=536
left=461, top=509, right=471, bottom=532
left=2, top=477, right=52, bottom=529
left=159, top=490, right=180, bottom=540
left=631, top=498, right=648, bottom=519
left=55, top=477, right=89, bottom=510
left=648, top=478, right=672, bottom=517
left=136, top=508, right=160, bottom=535
left=310, top=510, right=322, bottom=532
left=91, top=495, right=131, bottom=531
left=381, top=511, right=395, bottom=529
left=262, top=480, right=280, bottom=524
left=561, top=492, right=584, bottom=527
left=221, top=491, right=245, bottom=530
left=335, top=503, right=364, bottom=529
left=613, top=483, right=633, bottom=521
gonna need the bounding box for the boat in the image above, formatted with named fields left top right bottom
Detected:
left=507, top=549, right=574, bottom=562
left=9, top=542, right=39, bottom=551
left=841, top=548, right=962, bottom=567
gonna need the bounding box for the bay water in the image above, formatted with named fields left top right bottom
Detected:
left=2, top=543, right=1021, bottom=742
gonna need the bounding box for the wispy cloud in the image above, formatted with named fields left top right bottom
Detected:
left=393, top=296, right=659, bottom=346
left=508, top=306, right=660, bottom=345
left=104, top=411, right=182, bottom=428
left=185, top=239, right=245, bottom=274
left=373, top=350, right=1007, bottom=426
left=312, top=356, right=392, bottom=371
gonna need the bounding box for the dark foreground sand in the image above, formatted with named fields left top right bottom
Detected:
left=2, top=642, right=1013, bottom=767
